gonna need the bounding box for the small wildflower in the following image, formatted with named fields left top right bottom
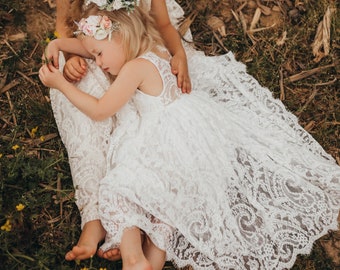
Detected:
left=100, top=268, right=107, bottom=270
left=31, top=126, right=38, bottom=138
left=0, top=153, right=2, bottom=158
left=45, top=37, right=51, bottom=43
left=16, top=203, right=25, bottom=211
left=54, top=31, right=60, bottom=38
left=12, top=145, right=20, bottom=150
left=40, top=136, right=45, bottom=142
left=1, top=219, right=12, bottom=232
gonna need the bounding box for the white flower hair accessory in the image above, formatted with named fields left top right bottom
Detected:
left=85, top=0, right=140, bottom=12
left=74, top=15, right=119, bottom=40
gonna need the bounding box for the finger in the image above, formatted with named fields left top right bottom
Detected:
left=64, top=65, right=83, bottom=81
left=183, top=80, right=192, bottom=94
left=70, top=61, right=86, bottom=77
left=171, top=68, right=178, bottom=75
left=176, top=74, right=183, bottom=89
left=78, top=57, right=88, bottom=70
left=49, top=64, right=59, bottom=72
left=46, top=62, right=55, bottom=72
left=40, top=64, right=48, bottom=75
left=39, top=65, right=49, bottom=85
left=51, top=52, right=59, bottom=69
left=170, top=58, right=178, bottom=75
left=63, top=69, right=78, bottom=82
left=73, top=62, right=87, bottom=75
left=178, top=75, right=191, bottom=94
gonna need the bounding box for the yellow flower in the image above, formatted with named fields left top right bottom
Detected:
left=0, top=153, right=2, bottom=158
left=45, top=37, right=51, bottom=43
left=31, top=126, right=38, bottom=138
left=40, top=136, right=45, bottom=142
left=12, top=145, right=20, bottom=150
left=1, top=219, right=12, bottom=232
left=99, top=268, right=107, bottom=270
left=54, top=31, right=60, bottom=38
left=16, top=203, right=25, bottom=211
left=80, top=268, right=88, bottom=270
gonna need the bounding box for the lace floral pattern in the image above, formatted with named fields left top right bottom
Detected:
left=98, top=52, right=339, bottom=270
left=50, top=54, right=113, bottom=228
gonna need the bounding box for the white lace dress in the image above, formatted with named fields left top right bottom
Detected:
left=98, top=51, right=340, bottom=270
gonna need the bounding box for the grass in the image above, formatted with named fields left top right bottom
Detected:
left=0, top=0, right=339, bottom=269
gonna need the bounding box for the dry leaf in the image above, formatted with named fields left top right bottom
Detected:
left=178, top=11, right=198, bottom=37
left=312, top=5, right=335, bottom=62
left=276, top=30, right=288, bottom=46
left=7, top=32, right=27, bottom=42
left=256, top=0, right=272, bottom=15
left=207, top=16, right=227, bottom=37
left=250, top=8, right=262, bottom=30
left=247, top=1, right=258, bottom=9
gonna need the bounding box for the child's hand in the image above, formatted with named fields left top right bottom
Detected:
left=63, top=55, right=88, bottom=82
left=42, top=39, right=60, bottom=69
left=39, top=64, right=65, bottom=89
left=170, top=52, right=192, bottom=94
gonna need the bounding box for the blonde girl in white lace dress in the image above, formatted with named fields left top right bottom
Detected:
left=52, top=0, right=191, bottom=261
left=40, top=2, right=340, bottom=270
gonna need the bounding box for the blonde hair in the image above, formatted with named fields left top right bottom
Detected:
left=83, top=2, right=165, bottom=62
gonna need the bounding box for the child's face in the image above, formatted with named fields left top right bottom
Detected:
left=82, top=35, right=126, bottom=76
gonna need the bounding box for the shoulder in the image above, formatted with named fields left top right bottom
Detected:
left=114, top=56, right=159, bottom=91
left=120, top=57, right=157, bottom=78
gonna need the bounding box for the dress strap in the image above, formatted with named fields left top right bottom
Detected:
left=138, top=50, right=182, bottom=104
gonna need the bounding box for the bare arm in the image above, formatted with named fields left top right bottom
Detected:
left=39, top=59, right=145, bottom=121
left=54, top=38, right=91, bottom=58
left=55, top=0, right=89, bottom=83
left=44, top=38, right=92, bottom=67
left=56, top=0, right=73, bottom=38
left=150, top=0, right=191, bottom=93
left=150, top=0, right=184, bottom=58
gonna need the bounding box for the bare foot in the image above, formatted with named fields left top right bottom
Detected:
left=97, top=248, right=121, bottom=261
left=65, top=220, right=106, bottom=261
left=65, top=244, right=97, bottom=261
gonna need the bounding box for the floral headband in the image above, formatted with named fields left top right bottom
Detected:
left=74, top=15, right=119, bottom=40
left=85, top=0, right=140, bottom=12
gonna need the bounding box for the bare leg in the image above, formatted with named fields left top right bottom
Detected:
left=65, top=220, right=106, bottom=261
left=98, top=231, right=147, bottom=261
left=143, top=235, right=166, bottom=270
left=120, top=227, right=152, bottom=270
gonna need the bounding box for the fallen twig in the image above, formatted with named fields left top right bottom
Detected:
left=1, top=80, right=20, bottom=94
left=5, top=91, right=17, bottom=126
left=279, top=66, right=285, bottom=100
left=3, top=39, right=27, bottom=66
left=296, top=87, right=318, bottom=116
left=303, top=121, right=316, bottom=132
left=286, top=63, right=335, bottom=83
left=17, top=70, right=38, bottom=86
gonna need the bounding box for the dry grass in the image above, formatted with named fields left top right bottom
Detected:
left=0, top=0, right=339, bottom=269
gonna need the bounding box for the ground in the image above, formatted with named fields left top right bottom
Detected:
left=0, top=0, right=339, bottom=269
